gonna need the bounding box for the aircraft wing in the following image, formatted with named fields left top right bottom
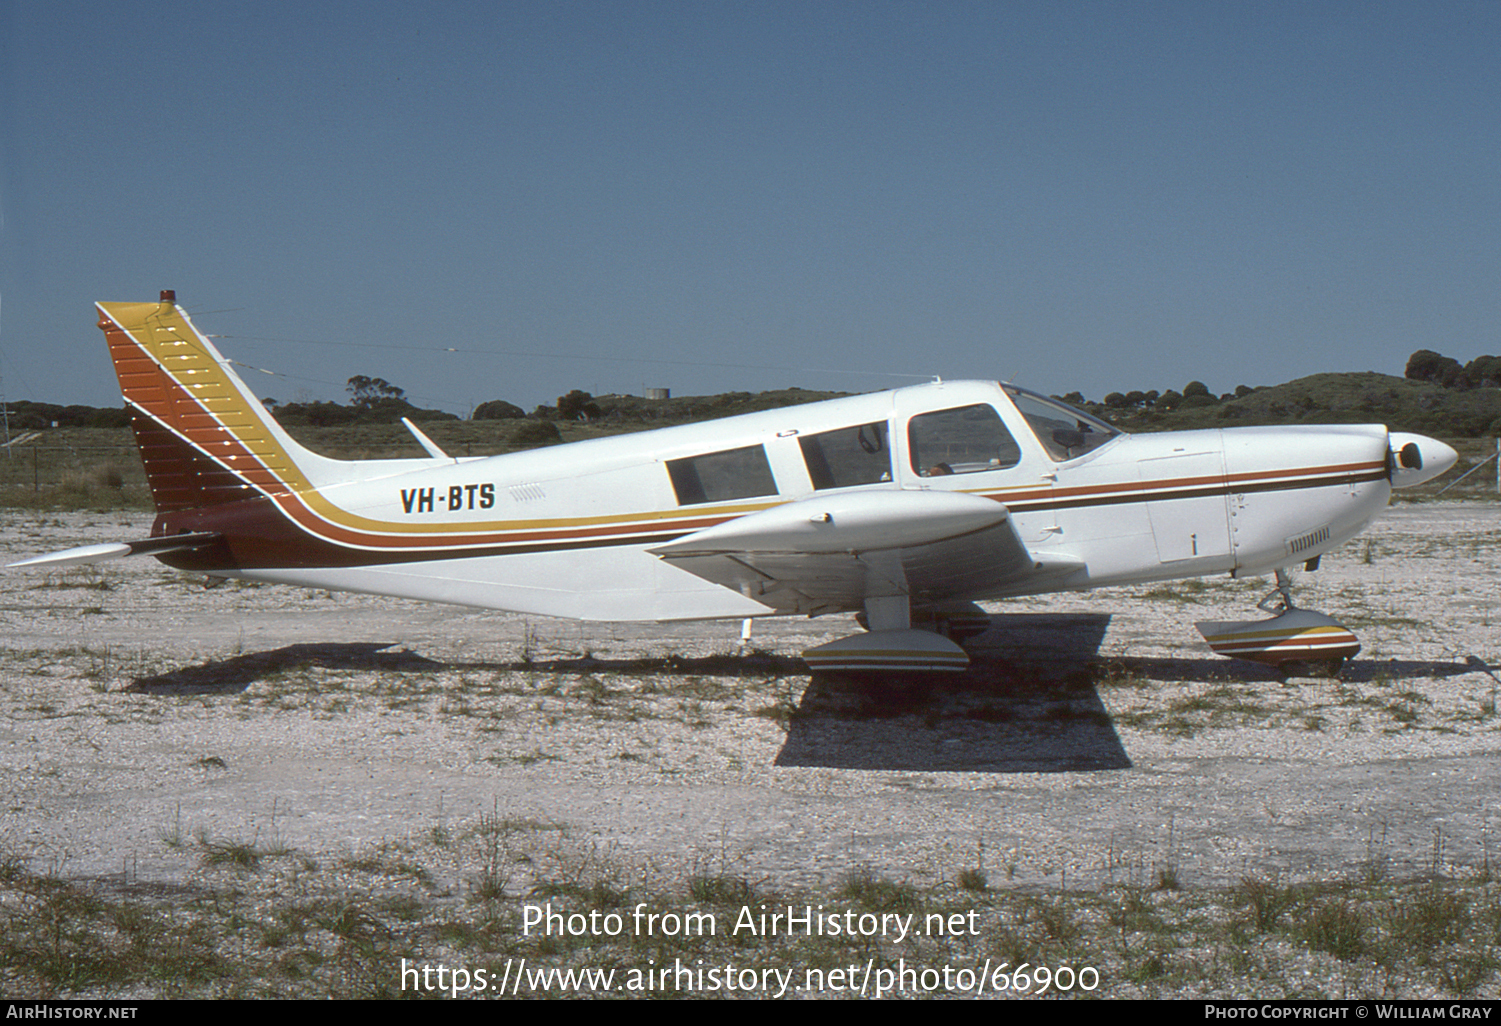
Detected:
left=649, top=490, right=1080, bottom=616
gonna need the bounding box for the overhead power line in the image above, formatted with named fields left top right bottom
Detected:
left=212, top=334, right=931, bottom=382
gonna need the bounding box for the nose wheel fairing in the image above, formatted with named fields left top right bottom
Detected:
left=1196, top=609, right=1360, bottom=670
left=1196, top=569, right=1359, bottom=675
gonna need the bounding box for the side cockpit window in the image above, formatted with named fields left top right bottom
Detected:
left=908, top=404, right=1021, bottom=477
left=799, top=421, right=891, bottom=490
left=667, top=445, right=778, bottom=505
left=1002, top=386, right=1121, bottom=461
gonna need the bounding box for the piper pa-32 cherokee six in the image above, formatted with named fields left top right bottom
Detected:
left=11, top=292, right=1457, bottom=674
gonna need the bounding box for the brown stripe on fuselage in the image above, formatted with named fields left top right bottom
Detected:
left=102, top=314, right=748, bottom=553
left=153, top=489, right=694, bottom=571
left=107, top=309, right=1390, bottom=569
left=978, top=460, right=1387, bottom=514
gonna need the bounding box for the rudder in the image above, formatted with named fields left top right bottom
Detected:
left=99, top=291, right=328, bottom=513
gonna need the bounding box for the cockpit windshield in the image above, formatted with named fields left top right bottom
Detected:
left=1002, top=385, right=1122, bottom=461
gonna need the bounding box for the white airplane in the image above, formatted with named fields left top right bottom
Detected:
left=11, top=292, right=1457, bottom=675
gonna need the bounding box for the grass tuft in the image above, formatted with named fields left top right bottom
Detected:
left=1298, top=898, right=1367, bottom=959
left=689, top=874, right=757, bottom=905
left=839, top=866, right=924, bottom=912
left=956, top=867, right=988, bottom=893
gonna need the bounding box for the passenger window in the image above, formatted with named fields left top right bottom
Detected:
left=907, top=404, right=1021, bottom=477
left=667, top=445, right=778, bottom=505
left=799, top=422, right=891, bottom=490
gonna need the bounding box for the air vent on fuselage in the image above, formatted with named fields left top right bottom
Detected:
left=1287, top=526, right=1330, bottom=555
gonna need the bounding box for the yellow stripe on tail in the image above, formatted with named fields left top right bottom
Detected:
left=98, top=291, right=325, bottom=512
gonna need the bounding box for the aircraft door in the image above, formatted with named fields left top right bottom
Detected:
left=1136, top=449, right=1233, bottom=566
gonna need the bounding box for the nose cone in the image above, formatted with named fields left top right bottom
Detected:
left=1388, top=432, right=1459, bottom=488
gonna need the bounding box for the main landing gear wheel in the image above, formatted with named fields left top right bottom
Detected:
left=803, top=628, right=969, bottom=673
left=1195, top=569, right=1360, bottom=677
left=811, top=597, right=971, bottom=675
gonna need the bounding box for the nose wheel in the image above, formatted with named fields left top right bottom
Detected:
left=1196, top=569, right=1360, bottom=677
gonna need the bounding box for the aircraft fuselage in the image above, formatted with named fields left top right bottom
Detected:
left=7, top=296, right=1456, bottom=674
left=146, top=378, right=1434, bottom=622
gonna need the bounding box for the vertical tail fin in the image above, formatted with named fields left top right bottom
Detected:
left=99, top=291, right=335, bottom=513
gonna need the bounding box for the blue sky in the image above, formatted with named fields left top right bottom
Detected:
left=2, top=1, right=1497, bottom=416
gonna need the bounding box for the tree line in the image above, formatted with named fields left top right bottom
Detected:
left=10, top=349, right=1501, bottom=436
left=1404, top=351, right=1501, bottom=390
left=1093, top=381, right=1260, bottom=412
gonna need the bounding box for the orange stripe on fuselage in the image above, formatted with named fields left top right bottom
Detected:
left=960, top=460, right=1385, bottom=513
left=102, top=301, right=1387, bottom=560
left=101, top=304, right=758, bottom=552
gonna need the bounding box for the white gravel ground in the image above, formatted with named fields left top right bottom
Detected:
left=3, top=502, right=1500, bottom=895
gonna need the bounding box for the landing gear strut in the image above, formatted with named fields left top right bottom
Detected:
left=1258, top=568, right=1297, bottom=616
left=1196, top=568, right=1359, bottom=678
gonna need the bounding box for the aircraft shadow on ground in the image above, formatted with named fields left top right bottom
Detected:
left=122, top=643, right=806, bottom=695
left=1090, top=654, right=1475, bottom=684
left=122, top=619, right=1481, bottom=776
left=123, top=618, right=1131, bottom=773
left=773, top=615, right=1482, bottom=773
left=776, top=613, right=1129, bottom=773
left=486, top=651, right=810, bottom=677
left=125, top=642, right=445, bottom=694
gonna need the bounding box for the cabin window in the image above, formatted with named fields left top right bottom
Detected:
left=667, top=445, right=778, bottom=505
left=799, top=421, right=891, bottom=490
left=1002, top=385, right=1120, bottom=461
left=907, top=404, right=1021, bottom=477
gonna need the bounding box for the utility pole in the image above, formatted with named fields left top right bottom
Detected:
left=0, top=291, right=9, bottom=457
left=0, top=363, right=10, bottom=458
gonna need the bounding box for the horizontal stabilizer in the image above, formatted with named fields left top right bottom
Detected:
left=8, top=532, right=222, bottom=569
